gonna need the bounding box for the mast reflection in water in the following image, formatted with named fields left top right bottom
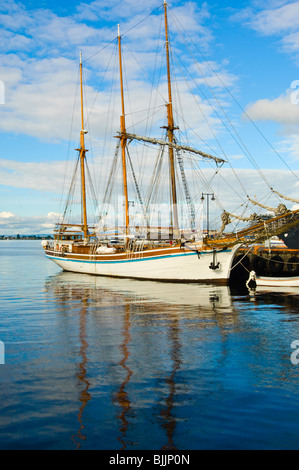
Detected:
left=160, top=317, right=182, bottom=450
left=113, top=304, right=133, bottom=450
left=44, top=272, right=238, bottom=450
left=73, top=298, right=91, bottom=449
left=1, top=241, right=299, bottom=450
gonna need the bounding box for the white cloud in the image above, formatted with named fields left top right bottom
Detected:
left=0, top=30, right=31, bottom=52
left=0, top=58, right=78, bottom=140
left=0, top=211, right=15, bottom=218
left=75, top=0, right=161, bottom=22
left=243, top=85, right=299, bottom=165
left=245, top=90, right=299, bottom=129
left=30, top=12, right=101, bottom=49
left=276, top=133, right=299, bottom=160
left=243, top=89, right=299, bottom=164
left=0, top=0, right=33, bottom=30
left=0, top=0, right=223, bottom=144
left=0, top=211, right=60, bottom=235
left=0, top=158, right=71, bottom=192
left=229, top=154, right=246, bottom=160
left=47, top=212, right=61, bottom=219
left=248, top=2, right=299, bottom=35
left=231, top=1, right=299, bottom=60
left=190, top=61, right=237, bottom=90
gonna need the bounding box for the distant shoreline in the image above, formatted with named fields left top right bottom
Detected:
left=0, top=236, right=53, bottom=240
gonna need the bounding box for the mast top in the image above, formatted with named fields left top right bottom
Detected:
left=118, top=23, right=120, bottom=38
left=80, top=50, right=82, bottom=65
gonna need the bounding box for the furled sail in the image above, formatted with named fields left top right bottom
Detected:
left=226, top=211, right=260, bottom=223
left=272, top=190, right=299, bottom=205
left=218, top=211, right=232, bottom=236
left=208, top=209, right=299, bottom=248
left=123, top=132, right=226, bottom=165
left=248, top=198, right=289, bottom=216
left=217, top=210, right=261, bottom=237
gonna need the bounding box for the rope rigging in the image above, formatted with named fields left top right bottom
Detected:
left=58, top=2, right=299, bottom=248
left=168, top=6, right=299, bottom=185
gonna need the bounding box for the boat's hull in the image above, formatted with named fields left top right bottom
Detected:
left=45, top=245, right=240, bottom=284
left=281, top=228, right=299, bottom=249
left=257, top=276, right=299, bottom=287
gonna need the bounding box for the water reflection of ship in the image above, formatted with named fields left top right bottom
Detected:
left=111, top=292, right=184, bottom=450
left=43, top=277, right=92, bottom=449
left=47, top=271, right=233, bottom=313
left=45, top=271, right=238, bottom=449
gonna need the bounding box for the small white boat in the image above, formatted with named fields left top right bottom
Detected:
left=257, top=276, right=299, bottom=287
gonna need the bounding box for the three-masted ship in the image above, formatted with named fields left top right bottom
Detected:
left=42, top=1, right=299, bottom=284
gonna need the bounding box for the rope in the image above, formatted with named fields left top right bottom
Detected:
left=253, top=252, right=299, bottom=266
left=230, top=245, right=254, bottom=272
left=169, top=8, right=299, bottom=184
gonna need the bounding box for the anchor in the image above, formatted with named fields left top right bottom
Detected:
left=209, top=249, right=220, bottom=270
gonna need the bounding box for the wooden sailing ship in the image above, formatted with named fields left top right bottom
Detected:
left=42, top=1, right=299, bottom=284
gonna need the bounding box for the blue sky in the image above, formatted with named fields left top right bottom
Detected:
left=0, top=0, right=299, bottom=234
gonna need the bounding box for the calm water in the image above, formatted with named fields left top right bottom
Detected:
left=0, top=240, right=299, bottom=450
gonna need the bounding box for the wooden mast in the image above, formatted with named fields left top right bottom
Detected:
left=118, top=25, right=130, bottom=242
left=79, top=51, right=89, bottom=241
left=164, top=0, right=179, bottom=241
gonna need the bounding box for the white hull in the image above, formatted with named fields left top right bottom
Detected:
left=257, top=276, right=299, bottom=287
left=46, top=245, right=240, bottom=284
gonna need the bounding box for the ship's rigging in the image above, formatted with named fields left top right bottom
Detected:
left=57, top=0, right=299, bottom=250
